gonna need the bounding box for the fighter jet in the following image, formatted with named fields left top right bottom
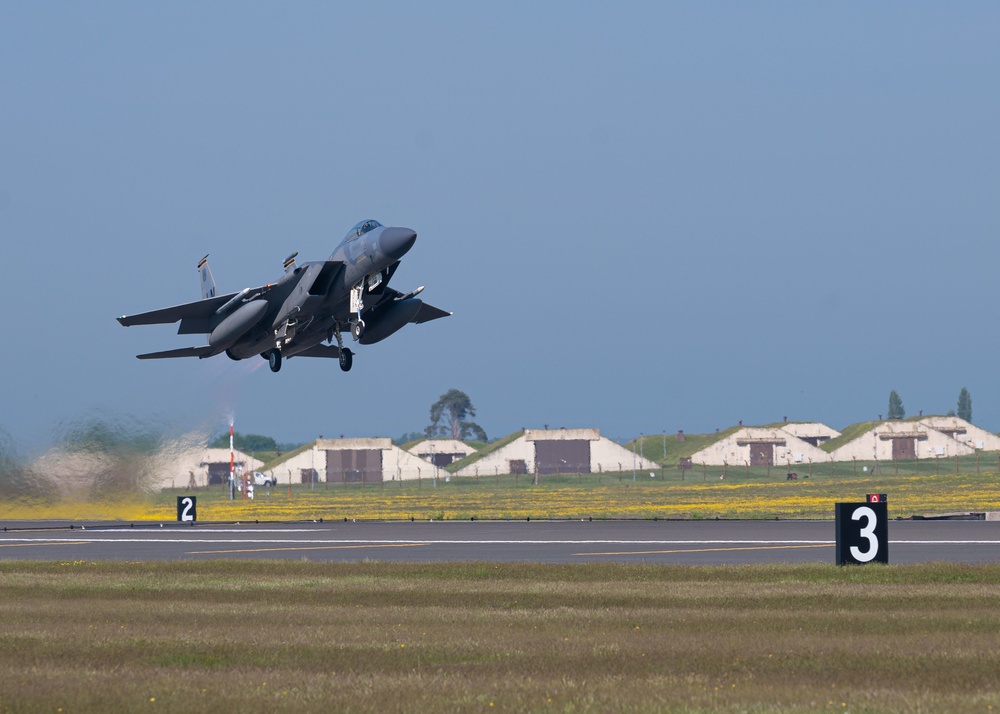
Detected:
left=117, top=219, right=450, bottom=373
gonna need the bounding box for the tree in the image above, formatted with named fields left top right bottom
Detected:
left=426, top=389, right=487, bottom=441
left=957, top=387, right=972, bottom=422
left=887, top=391, right=905, bottom=420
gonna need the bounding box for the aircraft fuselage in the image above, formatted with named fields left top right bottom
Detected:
left=221, top=223, right=417, bottom=360
left=117, top=219, right=446, bottom=373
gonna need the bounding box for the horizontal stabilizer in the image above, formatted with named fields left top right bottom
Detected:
left=137, top=346, right=216, bottom=360
left=412, top=302, right=452, bottom=324
left=288, top=344, right=342, bottom=359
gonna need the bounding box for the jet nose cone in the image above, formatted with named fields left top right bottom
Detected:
left=379, top=227, right=417, bottom=261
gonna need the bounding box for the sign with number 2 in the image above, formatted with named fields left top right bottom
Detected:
left=177, top=496, right=197, bottom=523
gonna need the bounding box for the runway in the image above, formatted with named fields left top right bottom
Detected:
left=2, top=519, right=999, bottom=564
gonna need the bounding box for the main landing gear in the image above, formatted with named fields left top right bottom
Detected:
left=264, top=323, right=355, bottom=374
left=265, top=346, right=346, bottom=373
left=332, top=321, right=353, bottom=372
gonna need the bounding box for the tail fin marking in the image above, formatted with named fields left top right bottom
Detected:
left=198, top=255, right=217, bottom=299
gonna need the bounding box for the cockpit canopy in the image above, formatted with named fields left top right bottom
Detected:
left=344, top=219, right=382, bottom=242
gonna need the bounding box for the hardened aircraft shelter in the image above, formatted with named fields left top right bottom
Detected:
left=454, top=428, right=660, bottom=478
left=827, top=417, right=1000, bottom=462
left=31, top=444, right=264, bottom=493
left=688, top=417, right=1000, bottom=466
left=407, top=439, right=477, bottom=467
left=261, top=438, right=441, bottom=484
left=688, top=425, right=835, bottom=467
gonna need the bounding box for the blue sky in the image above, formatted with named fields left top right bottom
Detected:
left=2, top=3, right=998, bottom=449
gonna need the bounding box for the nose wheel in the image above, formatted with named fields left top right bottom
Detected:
left=268, top=349, right=282, bottom=373
left=351, top=319, right=365, bottom=341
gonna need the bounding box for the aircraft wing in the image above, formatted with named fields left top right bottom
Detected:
left=137, top=346, right=216, bottom=360
left=117, top=293, right=240, bottom=327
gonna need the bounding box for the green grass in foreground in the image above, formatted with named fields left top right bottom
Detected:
left=0, top=561, right=998, bottom=713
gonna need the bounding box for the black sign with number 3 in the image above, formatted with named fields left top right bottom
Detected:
left=835, top=501, right=888, bottom=565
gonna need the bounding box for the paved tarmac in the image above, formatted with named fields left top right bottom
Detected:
left=2, top=519, right=999, bottom=564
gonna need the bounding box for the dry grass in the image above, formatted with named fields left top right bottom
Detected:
left=0, top=561, right=998, bottom=712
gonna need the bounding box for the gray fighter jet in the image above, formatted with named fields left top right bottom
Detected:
left=117, top=219, right=450, bottom=373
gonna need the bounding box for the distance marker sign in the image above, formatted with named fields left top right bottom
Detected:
left=835, top=501, right=888, bottom=565
left=177, top=496, right=197, bottom=523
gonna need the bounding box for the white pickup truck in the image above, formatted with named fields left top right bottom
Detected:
left=252, top=472, right=277, bottom=487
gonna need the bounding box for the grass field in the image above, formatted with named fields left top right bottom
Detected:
left=0, top=560, right=997, bottom=713
left=1, top=464, right=998, bottom=523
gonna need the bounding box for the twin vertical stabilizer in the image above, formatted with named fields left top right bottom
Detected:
left=198, top=255, right=217, bottom=299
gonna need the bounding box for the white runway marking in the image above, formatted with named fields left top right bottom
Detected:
left=78, top=528, right=329, bottom=534
left=3, top=538, right=1000, bottom=545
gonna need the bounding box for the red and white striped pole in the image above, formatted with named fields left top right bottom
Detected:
left=229, top=420, right=235, bottom=500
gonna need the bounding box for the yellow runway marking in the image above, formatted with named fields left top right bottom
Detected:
left=0, top=541, right=89, bottom=548
left=576, top=544, right=833, bottom=556
left=187, top=543, right=429, bottom=555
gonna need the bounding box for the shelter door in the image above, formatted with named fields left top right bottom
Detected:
left=430, top=453, right=453, bottom=468
left=891, top=437, right=916, bottom=460
left=326, top=449, right=383, bottom=483
left=535, top=440, right=591, bottom=475
left=749, top=444, right=774, bottom=467
left=207, top=464, right=230, bottom=486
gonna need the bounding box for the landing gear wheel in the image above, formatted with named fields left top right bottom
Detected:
left=351, top=320, right=365, bottom=341
left=339, top=347, right=353, bottom=372
left=268, top=349, right=282, bottom=373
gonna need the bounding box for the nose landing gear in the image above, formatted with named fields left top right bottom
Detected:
left=349, top=282, right=366, bottom=342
